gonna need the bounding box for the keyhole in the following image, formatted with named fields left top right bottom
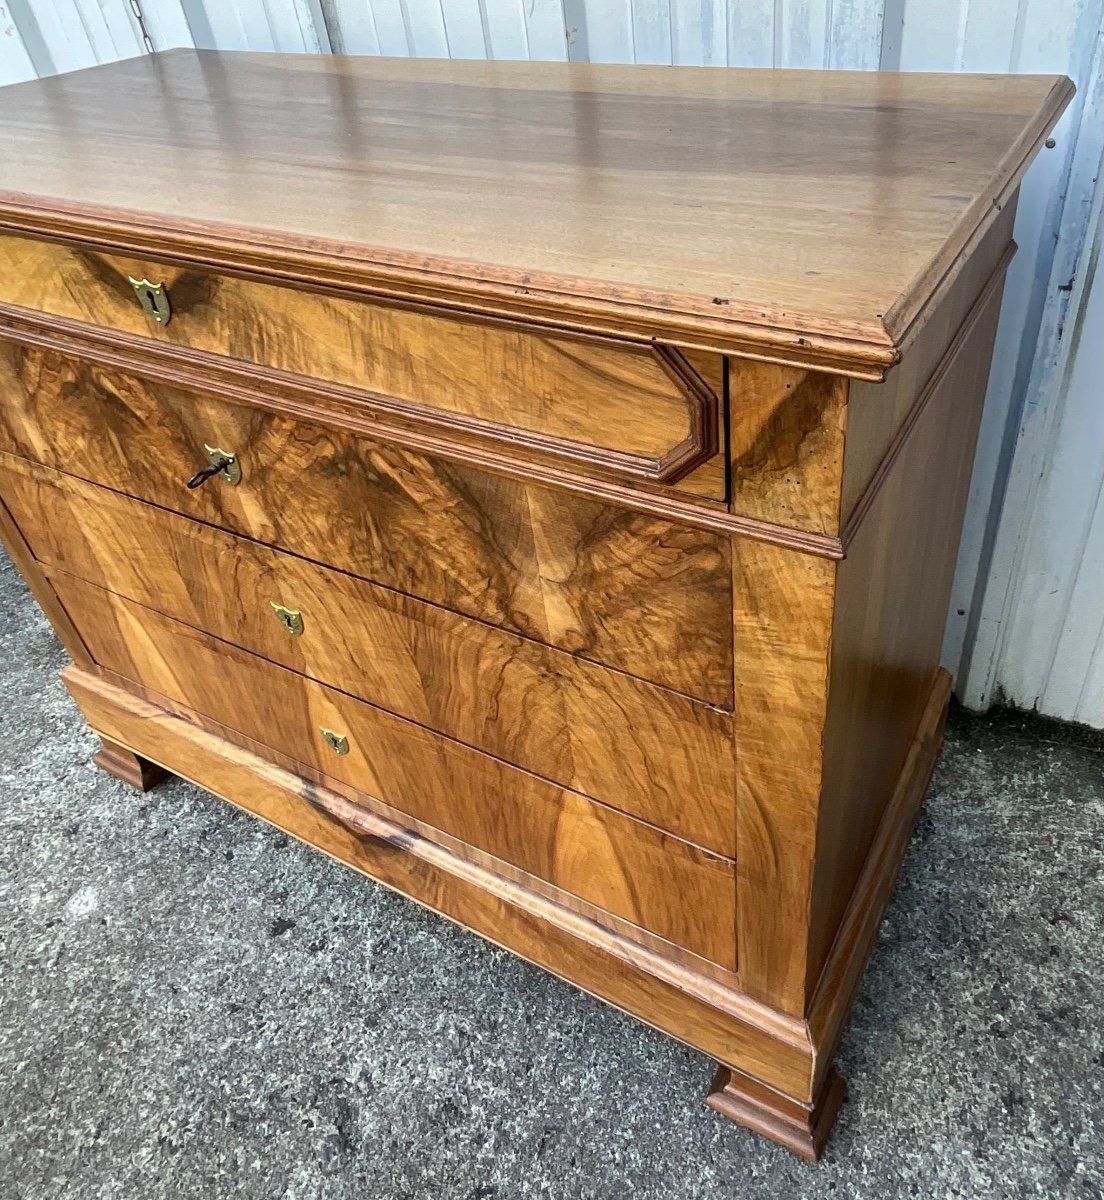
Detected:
left=128, top=276, right=171, bottom=326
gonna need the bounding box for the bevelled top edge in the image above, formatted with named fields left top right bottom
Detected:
left=0, top=55, right=1076, bottom=380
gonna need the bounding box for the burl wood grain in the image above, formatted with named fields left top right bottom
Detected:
left=54, top=574, right=737, bottom=968
left=0, top=52, right=1073, bottom=369
left=0, top=344, right=733, bottom=706
left=0, top=235, right=723, bottom=492
left=731, top=245, right=1015, bottom=1015
left=65, top=666, right=817, bottom=1099
left=729, top=363, right=848, bottom=534
left=0, top=487, right=92, bottom=667
left=2, top=453, right=736, bottom=853
left=0, top=51, right=1073, bottom=1159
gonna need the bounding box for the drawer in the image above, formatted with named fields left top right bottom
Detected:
left=0, top=234, right=724, bottom=495
left=52, top=573, right=737, bottom=969
left=2, top=453, right=736, bottom=854
left=0, top=343, right=734, bottom=706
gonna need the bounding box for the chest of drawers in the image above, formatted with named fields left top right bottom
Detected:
left=0, top=51, right=1070, bottom=1159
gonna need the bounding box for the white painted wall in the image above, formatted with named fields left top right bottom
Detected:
left=1, top=0, right=1102, bottom=726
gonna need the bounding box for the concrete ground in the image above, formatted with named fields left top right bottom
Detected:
left=0, top=547, right=1101, bottom=1200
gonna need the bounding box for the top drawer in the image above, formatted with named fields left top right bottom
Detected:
left=0, top=235, right=723, bottom=494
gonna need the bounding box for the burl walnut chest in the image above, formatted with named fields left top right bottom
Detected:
left=0, top=52, right=1070, bottom=1158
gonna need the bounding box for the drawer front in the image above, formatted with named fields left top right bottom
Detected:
left=0, top=344, right=734, bottom=706
left=53, top=573, right=737, bottom=969
left=0, top=234, right=723, bottom=493
left=2, top=453, right=736, bottom=854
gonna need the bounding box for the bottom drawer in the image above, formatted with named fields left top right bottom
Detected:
left=51, top=572, right=737, bottom=969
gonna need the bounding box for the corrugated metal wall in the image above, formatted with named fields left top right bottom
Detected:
left=1, top=0, right=1103, bottom=726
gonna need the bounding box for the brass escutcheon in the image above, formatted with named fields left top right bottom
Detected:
left=269, top=602, right=304, bottom=636
left=203, top=444, right=242, bottom=486
left=321, top=729, right=349, bottom=755
left=127, top=276, right=172, bottom=325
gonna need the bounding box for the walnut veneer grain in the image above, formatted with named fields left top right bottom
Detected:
left=0, top=453, right=736, bottom=852
left=55, top=572, right=738, bottom=968
left=0, top=343, right=733, bottom=706
left=0, top=234, right=724, bottom=493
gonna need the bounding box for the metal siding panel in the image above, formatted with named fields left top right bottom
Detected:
left=318, top=0, right=382, bottom=52
left=0, top=2, right=39, bottom=80
left=190, top=0, right=325, bottom=52
left=957, top=0, right=1017, bottom=70
left=631, top=0, right=672, bottom=64
left=561, top=0, right=588, bottom=58
left=1046, top=482, right=1104, bottom=724
left=192, top=1, right=263, bottom=49
left=521, top=0, right=566, bottom=58
left=897, top=0, right=964, bottom=69
left=84, top=0, right=144, bottom=58
left=137, top=0, right=196, bottom=48
left=293, top=0, right=333, bottom=51
left=828, top=0, right=884, bottom=69
left=878, top=0, right=904, bottom=68
left=1010, top=0, right=1090, bottom=72
left=726, top=0, right=773, bottom=67
left=1000, top=209, right=1104, bottom=717
left=401, top=0, right=449, bottom=54
left=778, top=0, right=829, bottom=68
left=440, top=0, right=488, bottom=56
left=480, top=0, right=529, bottom=58
left=259, top=0, right=323, bottom=51
left=952, top=2, right=1104, bottom=719
left=578, top=0, right=633, bottom=61
left=942, top=138, right=1071, bottom=686
left=362, top=0, right=410, bottom=53
left=18, top=0, right=108, bottom=70
left=1075, top=614, right=1104, bottom=728
left=670, top=0, right=725, bottom=64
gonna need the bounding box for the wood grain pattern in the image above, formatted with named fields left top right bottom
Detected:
left=0, top=52, right=1072, bottom=372
left=1, top=452, right=737, bottom=853
left=0, top=234, right=723, bottom=491
left=91, top=735, right=169, bottom=791
left=706, top=1065, right=845, bottom=1163
left=809, top=279, right=1007, bottom=986
left=102, top=660, right=736, bottom=982
left=54, top=574, right=738, bottom=968
left=729, top=363, right=849, bottom=534
left=63, top=664, right=814, bottom=1099
left=840, top=200, right=1018, bottom=528
left=732, top=540, right=836, bottom=1014
left=0, top=303, right=822, bottom=549
left=0, top=344, right=734, bottom=706
left=807, top=669, right=951, bottom=1098
left=0, top=487, right=93, bottom=668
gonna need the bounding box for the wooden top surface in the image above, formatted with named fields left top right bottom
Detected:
left=0, top=51, right=1072, bottom=374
